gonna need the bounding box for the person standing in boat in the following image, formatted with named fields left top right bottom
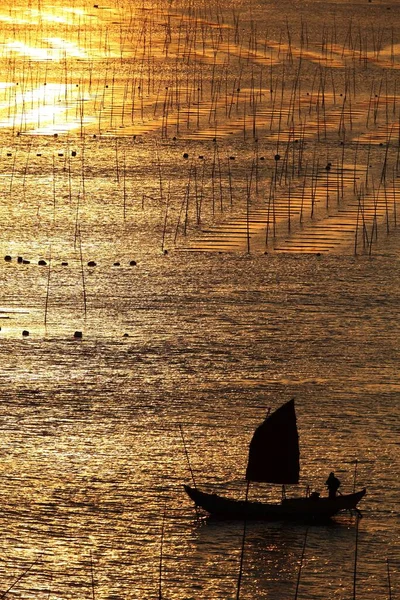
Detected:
left=326, top=472, right=341, bottom=498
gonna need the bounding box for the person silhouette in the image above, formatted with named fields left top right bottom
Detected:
left=326, top=472, right=341, bottom=499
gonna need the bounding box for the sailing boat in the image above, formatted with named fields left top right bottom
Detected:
left=184, top=399, right=366, bottom=521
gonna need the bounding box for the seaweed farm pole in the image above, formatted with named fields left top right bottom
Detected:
left=354, top=194, right=360, bottom=255
left=352, top=514, right=360, bottom=600
left=265, top=176, right=275, bottom=250
left=90, top=550, right=96, bottom=600
left=387, top=557, right=392, bottom=600
left=392, top=168, right=397, bottom=227
left=78, top=227, right=88, bottom=318
left=294, top=528, right=308, bottom=600
left=161, top=184, right=170, bottom=253
left=246, top=173, right=251, bottom=254
left=228, top=156, right=233, bottom=208
left=159, top=501, right=167, bottom=600
left=0, top=555, right=42, bottom=599
left=236, top=480, right=250, bottom=600
left=44, top=247, right=52, bottom=326
left=52, top=154, right=57, bottom=223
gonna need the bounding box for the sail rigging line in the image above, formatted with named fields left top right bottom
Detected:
left=353, top=459, right=358, bottom=493
left=179, top=424, right=197, bottom=489
left=179, top=424, right=202, bottom=520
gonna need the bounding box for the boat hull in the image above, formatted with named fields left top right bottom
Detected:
left=184, top=485, right=366, bottom=521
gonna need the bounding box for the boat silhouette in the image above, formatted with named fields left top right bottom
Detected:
left=184, top=399, right=366, bottom=521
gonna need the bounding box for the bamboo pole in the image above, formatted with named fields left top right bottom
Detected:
left=236, top=480, right=250, bottom=600
left=352, top=515, right=360, bottom=600
left=386, top=557, right=392, bottom=600
left=90, top=550, right=96, bottom=600
left=44, top=247, right=52, bottom=326
left=0, top=556, right=42, bottom=599
left=159, top=501, right=167, bottom=600
left=294, top=528, right=308, bottom=600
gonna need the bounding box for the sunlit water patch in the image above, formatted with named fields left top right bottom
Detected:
left=0, top=0, right=399, bottom=598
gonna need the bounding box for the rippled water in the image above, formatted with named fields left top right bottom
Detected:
left=1, top=251, right=399, bottom=599
left=0, top=0, right=399, bottom=598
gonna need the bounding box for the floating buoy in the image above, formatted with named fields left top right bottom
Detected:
left=274, top=154, right=281, bottom=161
left=22, top=330, right=29, bottom=337
left=129, top=260, right=137, bottom=266
left=4, top=255, right=11, bottom=262
left=38, top=259, right=47, bottom=266
left=87, top=260, right=96, bottom=267
left=183, top=153, right=189, bottom=159
left=74, top=331, right=83, bottom=339
left=71, top=151, right=77, bottom=157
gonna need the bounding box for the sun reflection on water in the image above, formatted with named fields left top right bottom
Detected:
left=0, top=0, right=398, bottom=597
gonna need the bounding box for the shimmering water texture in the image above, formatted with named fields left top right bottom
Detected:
left=0, top=0, right=399, bottom=598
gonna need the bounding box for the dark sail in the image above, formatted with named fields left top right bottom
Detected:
left=245, top=399, right=300, bottom=484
